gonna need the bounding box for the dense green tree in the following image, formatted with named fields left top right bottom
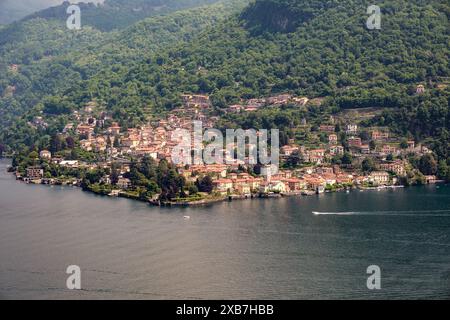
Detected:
left=28, top=151, right=39, bottom=159
left=49, top=134, right=65, bottom=153
left=285, top=151, right=301, bottom=168
left=341, top=152, right=353, bottom=165
left=187, top=183, right=199, bottom=195
left=84, top=169, right=105, bottom=185
left=418, top=154, right=438, bottom=176
left=110, top=163, right=121, bottom=185
left=196, top=176, right=214, bottom=193
left=362, top=158, right=376, bottom=173
left=65, top=136, right=75, bottom=149
left=437, top=160, right=448, bottom=181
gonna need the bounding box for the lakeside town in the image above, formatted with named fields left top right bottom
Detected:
left=9, top=86, right=447, bottom=206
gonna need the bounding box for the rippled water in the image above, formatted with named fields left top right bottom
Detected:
left=0, top=159, right=449, bottom=300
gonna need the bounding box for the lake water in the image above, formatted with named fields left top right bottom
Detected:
left=0, top=159, right=449, bottom=300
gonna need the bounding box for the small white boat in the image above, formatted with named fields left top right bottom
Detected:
left=183, top=216, right=191, bottom=220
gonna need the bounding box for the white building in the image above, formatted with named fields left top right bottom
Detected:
left=39, top=150, right=52, bottom=159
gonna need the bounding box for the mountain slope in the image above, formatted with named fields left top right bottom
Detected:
left=0, top=0, right=248, bottom=149
left=240, top=0, right=340, bottom=33
left=0, top=0, right=449, bottom=158
left=25, top=0, right=223, bottom=31
left=56, top=0, right=448, bottom=110
left=0, top=0, right=79, bottom=25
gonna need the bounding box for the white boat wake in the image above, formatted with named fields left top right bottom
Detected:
left=313, top=210, right=450, bottom=216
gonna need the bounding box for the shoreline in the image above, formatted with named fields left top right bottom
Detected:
left=9, top=170, right=446, bottom=208
left=3, top=159, right=446, bottom=208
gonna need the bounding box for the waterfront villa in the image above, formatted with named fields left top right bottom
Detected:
left=26, top=167, right=44, bottom=180
left=380, top=160, right=406, bottom=176
left=213, top=179, right=233, bottom=195
left=117, top=178, right=132, bottom=190
left=369, top=171, right=390, bottom=185
left=259, top=180, right=287, bottom=193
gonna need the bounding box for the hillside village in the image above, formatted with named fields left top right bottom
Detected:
left=13, top=87, right=444, bottom=204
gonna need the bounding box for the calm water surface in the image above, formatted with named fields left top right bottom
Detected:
left=0, top=159, right=449, bottom=299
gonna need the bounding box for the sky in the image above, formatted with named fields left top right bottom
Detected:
left=0, top=0, right=104, bottom=24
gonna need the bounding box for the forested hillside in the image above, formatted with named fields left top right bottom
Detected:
left=0, top=0, right=73, bottom=25
left=0, top=0, right=248, bottom=149
left=26, top=0, right=223, bottom=31
left=0, top=0, right=227, bottom=65
left=0, top=0, right=449, bottom=159
left=38, top=0, right=448, bottom=112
